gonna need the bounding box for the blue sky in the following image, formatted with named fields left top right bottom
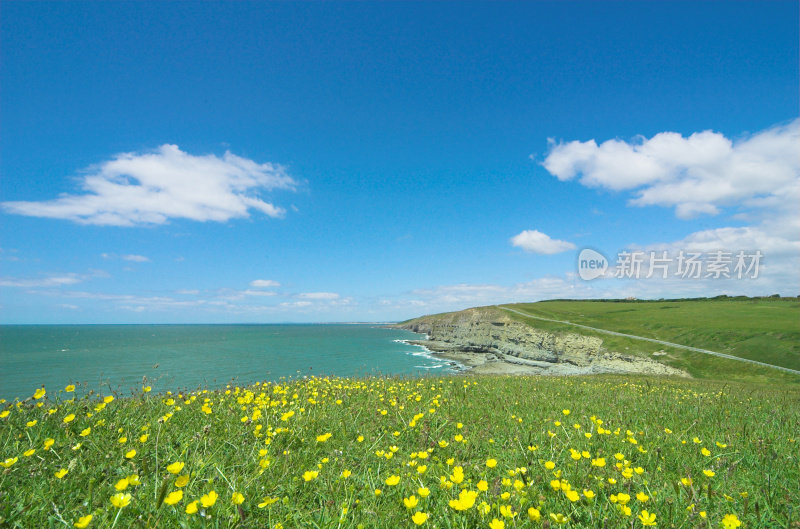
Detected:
left=1, top=1, right=798, bottom=323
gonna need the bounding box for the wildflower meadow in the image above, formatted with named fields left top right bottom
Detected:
left=1, top=374, right=798, bottom=528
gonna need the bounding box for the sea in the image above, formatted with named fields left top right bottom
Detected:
left=0, top=324, right=452, bottom=401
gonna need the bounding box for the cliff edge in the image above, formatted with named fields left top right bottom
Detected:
left=395, top=307, right=687, bottom=377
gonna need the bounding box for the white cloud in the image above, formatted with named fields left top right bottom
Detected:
left=539, top=119, right=800, bottom=296
left=122, top=254, right=150, bottom=263
left=297, top=292, right=340, bottom=300
left=242, top=289, right=277, bottom=297
left=510, top=230, right=576, bottom=254
left=280, top=300, right=313, bottom=308
left=249, top=279, right=280, bottom=288
left=2, top=144, right=298, bottom=226
left=542, top=119, right=800, bottom=220
left=0, top=274, right=83, bottom=288
left=102, top=253, right=150, bottom=262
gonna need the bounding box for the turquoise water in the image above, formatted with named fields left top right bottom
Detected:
left=0, top=325, right=449, bottom=400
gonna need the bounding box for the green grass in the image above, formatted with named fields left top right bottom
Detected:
left=2, top=374, right=799, bottom=528
left=499, top=297, right=800, bottom=384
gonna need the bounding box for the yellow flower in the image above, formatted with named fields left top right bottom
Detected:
left=583, top=489, right=596, bottom=499
left=143, top=386, right=152, bottom=393
left=65, top=385, right=76, bottom=393
left=636, top=492, right=649, bottom=502
left=591, top=457, right=606, bottom=467
left=411, top=511, right=429, bottom=525
left=703, top=469, right=715, bottom=477
left=125, top=449, right=136, bottom=459
left=185, top=501, right=199, bottom=514
left=55, top=468, right=68, bottom=479
left=385, top=475, right=401, bottom=486
left=164, top=490, right=183, bottom=505
left=73, top=514, right=92, bottom=528
left=103, top=395, right=114, bottom=404
left=232, top=492, right=244, bottom=505
left=175, top=474, right=190, bottom=487
left=110, top=493, right=132, bottom=508
left=477, top=480, right=488, bottom=491
left=448, top=489, right=478, bottom=511
left=258, top=497, right=280, bottom=508
left=403, top=495, right=419, bottom=509
left=127, top=474, right=141, bottom=486
left=23, top=449, right=35, bottom=457
left=303, top=470, right=319, bottom=482
left=721, top=514, right=741, bottom=528
left=316, top=433, right=332, bottom=442
left=486, top=458, right=497, bottom=468
left=528, top=507, right=541, bottom=521
left=565, top=489, right=580, bottom=502
left=638, top=510, right=657, bottom=526
left=0, top=410, right=9, bottom=419
left=418, top=487, right=430, bottom=497
left=500, top=504, right=515, bottom=518
left=450, top=466, right=464, bottom=484
left=33, top=387, right=46, bottom=400
left=114, top=478, right=129, bottom=491
left=166, top=461, right=185, bottom=474
left=200, top=490, right=218, bottom=508
left=80, top=427, right=91, bottom=437
left=374, top=489, right=382, bottom=496
left=488, top=519, right=505, bottom=529
left=62, top=414, right=75, bottom=424
left=681, top=477, right=693, bottom=486
left=544, top=461, right=555, bottom=470
left=139, top=434, right=148, bottom=443
left=417, top=465, right=427, bottom=474
left=1, top=457, right=18, bottom=468
left=701, top=447, right=711, bottom=456
left=562, top=409, right=570, bottom=415
left=616, top=493, right=631, bottom=505
left=341, top=469, right=351, bottom=479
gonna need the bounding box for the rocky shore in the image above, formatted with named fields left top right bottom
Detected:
left=393, top=307, right=687, bottom=377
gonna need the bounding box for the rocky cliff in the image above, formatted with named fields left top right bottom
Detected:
left=396, top=307, right=687, bottom=377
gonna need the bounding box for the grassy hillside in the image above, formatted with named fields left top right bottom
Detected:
left=2, top=375, right=798, bottom=528
left=500, top=297, right=800, bottom=384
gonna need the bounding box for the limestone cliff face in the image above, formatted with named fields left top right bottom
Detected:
left=398, top=307, right=686, bottom=376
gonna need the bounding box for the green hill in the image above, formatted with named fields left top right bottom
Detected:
left=500, top=297, right=800, bottom=383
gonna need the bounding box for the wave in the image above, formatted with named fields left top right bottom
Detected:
left=394, top=338, right=465, bottom=373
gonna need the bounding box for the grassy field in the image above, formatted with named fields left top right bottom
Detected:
left=500, top=297, right=800, bottom=384
left=2, top=374, right=799, bottom=529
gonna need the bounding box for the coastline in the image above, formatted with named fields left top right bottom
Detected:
left=394, top=337, right=471, bottom=373
left=403, top=338, right=549, bottom=375
left=390, top=307, right=689, bottom=378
